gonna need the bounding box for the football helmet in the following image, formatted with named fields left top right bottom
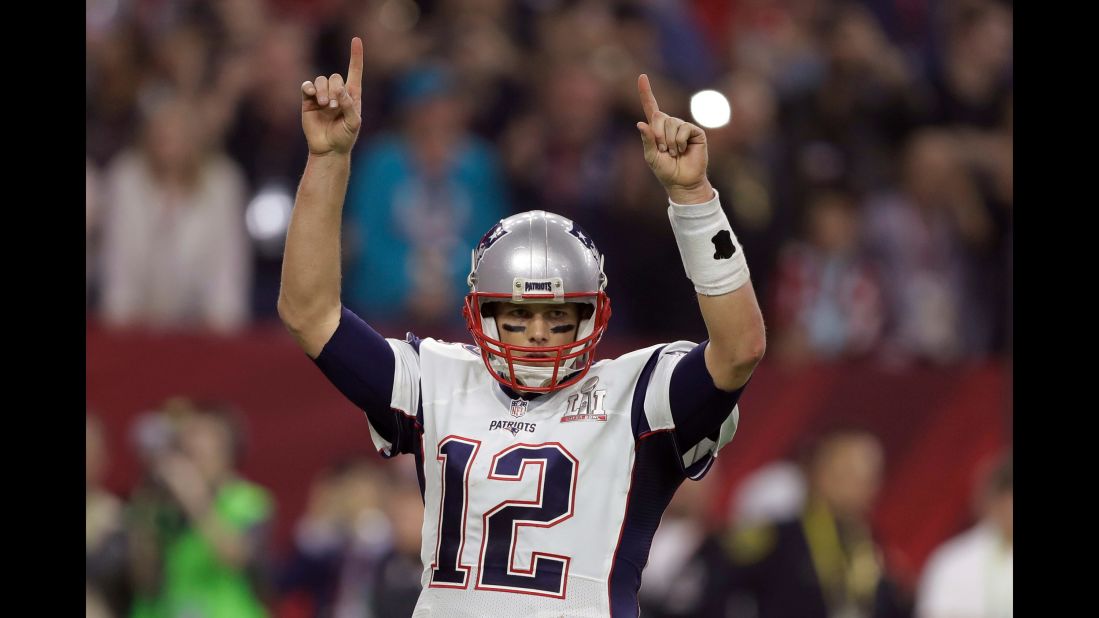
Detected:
left=463, top=211, right=611, bottom=392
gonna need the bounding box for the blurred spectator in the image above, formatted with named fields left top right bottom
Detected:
left=143, top=18, right=255, bottom=152
left=279, top=456, right=425, bottom=618
left=100, top=92, right=251, bottom=334
left=343, top=63, right=508, bottom=329
left=771, top=188, right=885, bottom=365
left=634, top=0, right=721, bottom=90
left=432, top=0, right=526, bottom=142
left=87, top=25, right=144, bottom=166
left=502, top=59, right=622, bottom=226
left=277, top=464, right=349, bottom=618
left=729, top=459, right=807, bottom=527
left=210, top=0, right=271, bottom=52
left=226, top=20, right=312, bottom=192
left=224, top=19, right=314, bottom=318
left=863, top=128, right=996, bottom=364
left=128, top=399, right=274, bottom=618
left=726, top=0, right=826, bottom=101
left=720, top=427, right=909, bottom=618
left=88, top=413, right=131, bottom=618
left=916, top=453, right=1012, bottom=618
left=278, top=456, right=391, bottom=618
left=366, top=479, right=425, bottom=617
left=774, top=1, right=921, bottom=222
left=923, top=0, right=1012, bottom=130
left=639, top=476, right=728, bottom=618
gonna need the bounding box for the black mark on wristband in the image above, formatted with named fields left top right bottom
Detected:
left=712, top=230, right=736, bottom=259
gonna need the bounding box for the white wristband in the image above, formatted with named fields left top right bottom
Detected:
left=667, top=189, right=750, bottom=296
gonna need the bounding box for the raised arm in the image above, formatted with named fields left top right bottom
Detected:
left=278, top=38, right=365, bottom=358
left=636, top=74, right=766, bottom=391
left=276, top=39, right=419, bottom=456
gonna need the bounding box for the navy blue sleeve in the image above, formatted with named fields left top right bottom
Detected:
left=312, top=306, right=406, bottom=447
left=669, top=341, right=746, bottom=457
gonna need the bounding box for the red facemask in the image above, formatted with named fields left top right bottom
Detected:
left=463, top=292, right=612, bottom=393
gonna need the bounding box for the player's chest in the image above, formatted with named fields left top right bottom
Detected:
left=429, top=375, right=630, bottom=437
left=422, top=376, right=635, bottom=473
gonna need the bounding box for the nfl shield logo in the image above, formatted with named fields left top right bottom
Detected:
left=510, top=399, right=528, bottom=418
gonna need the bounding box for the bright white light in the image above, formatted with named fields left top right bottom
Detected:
left=246, top=188, right=293, bottom=243
left=690, top=89, right=731, bottom=129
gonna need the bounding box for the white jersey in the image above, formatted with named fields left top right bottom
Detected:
left=371, top=337, right=739, bottom=618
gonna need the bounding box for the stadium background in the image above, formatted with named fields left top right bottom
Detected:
left=86, top=0, right=1012, bottom=616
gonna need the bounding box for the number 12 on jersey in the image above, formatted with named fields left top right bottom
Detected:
left=430, top=436, right=579, bottom=598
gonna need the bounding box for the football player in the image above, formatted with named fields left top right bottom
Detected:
left=279, top=37, right=766, bottom=617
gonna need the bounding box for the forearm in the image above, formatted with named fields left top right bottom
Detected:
left=668, top=185, right=766, bottom=391
left=697, top=283, right=766, bottom=390
left=278, top=153, right=351, bottom=357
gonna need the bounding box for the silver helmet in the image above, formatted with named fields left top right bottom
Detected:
left=463, top=211, right=612, bottom=392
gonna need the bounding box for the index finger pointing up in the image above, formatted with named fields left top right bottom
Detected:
left=638, top=74, right=660, bottom=122
left=347, top=37, right=364, bottom=97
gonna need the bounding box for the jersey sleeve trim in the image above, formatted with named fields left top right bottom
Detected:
left=630, top=345, right=666, bottom=439
left=641, top=340, right=741, bottom=480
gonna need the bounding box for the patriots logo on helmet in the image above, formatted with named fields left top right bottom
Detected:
left=475, top=222, right=509, bottom=261
left=568, top=223, right=595, bottom=252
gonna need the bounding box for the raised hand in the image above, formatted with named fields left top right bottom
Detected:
left=301, top=37, right=364, bottom=155
left=636, top=74, right=714, bottom=204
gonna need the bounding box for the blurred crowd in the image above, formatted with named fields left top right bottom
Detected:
left=86, top=0, right=1012, bottom=367
left=88, top=403, right=1012, bottom=618
left=639, top=428, right=1013, bottom=618
left=88, top=400, right=427, bottom=618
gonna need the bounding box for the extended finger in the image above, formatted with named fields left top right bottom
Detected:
left=328, top=73, right=345, bottom=109
left=638, top=74, right=661, bottom=124
left=347, top=37, right=364, bottom=98
left=314, top=75, right=330, bottom=106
